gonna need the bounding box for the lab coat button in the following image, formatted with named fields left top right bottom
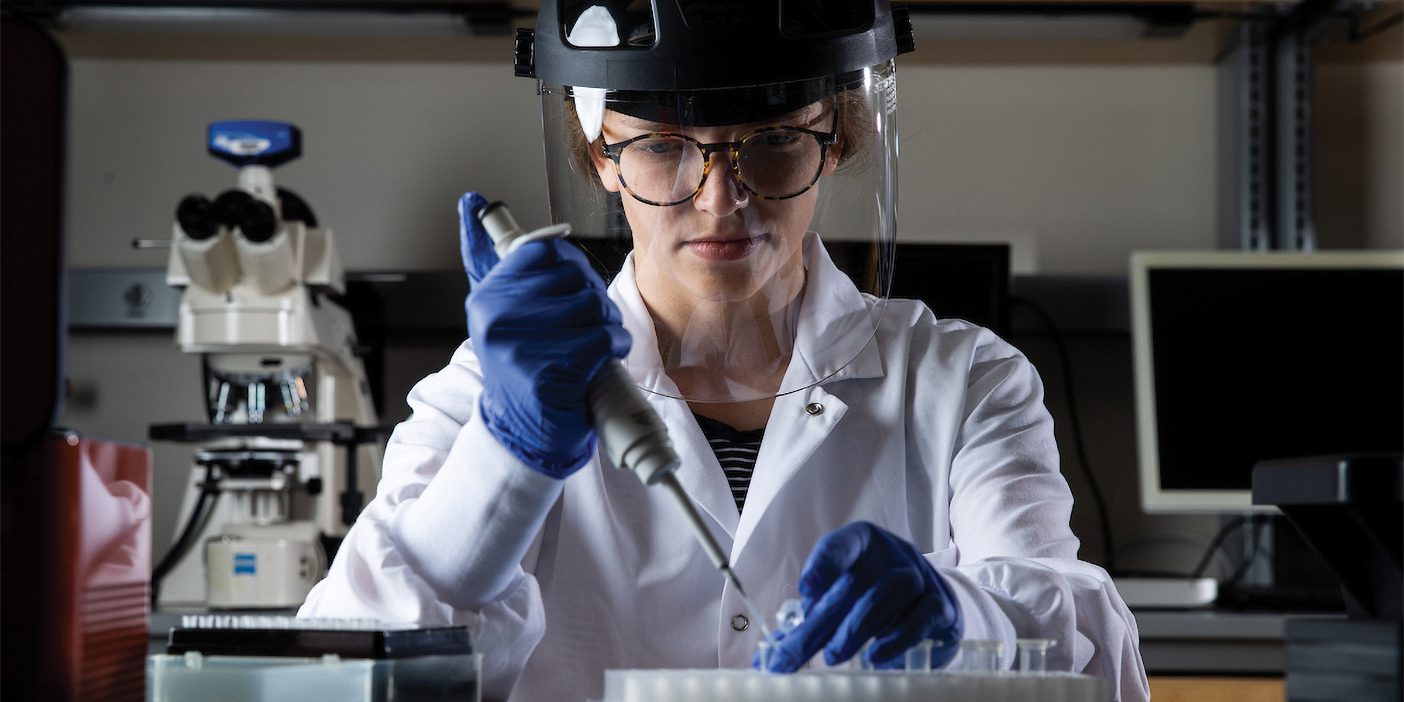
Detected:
left=805, top=402, right=824, bottom=416
left=730, top=614, right=750, bottom=632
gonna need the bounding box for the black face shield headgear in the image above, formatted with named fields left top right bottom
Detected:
left=521, top=0, right=914, bottom=404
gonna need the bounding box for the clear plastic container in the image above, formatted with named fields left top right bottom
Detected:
left=957, top=639, right=1004, bottom=672
left=1016, top=639, right=1057, bottom=673
left=904, top=639, right=935, bottom=672
left=147, top=650, right=481, bottom=702
left=601, top=669, right=1108, bottom=702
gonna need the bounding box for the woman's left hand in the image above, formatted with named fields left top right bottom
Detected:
left=759, top=521, right=963, bottom=672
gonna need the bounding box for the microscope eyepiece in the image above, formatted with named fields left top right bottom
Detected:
left=237, top=200, right=278, bottom=244
left=213, top=190, right=254, bottom=227
left=213, top=189, right=279, bottom=244
left=176, top=194, right=219, bottom=240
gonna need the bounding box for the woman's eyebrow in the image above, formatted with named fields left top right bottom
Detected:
left=601, top=120, right=670, bottom=144
left=610, top=114, right=672, bottom=131
left=743, top=107, right=832, bottom=131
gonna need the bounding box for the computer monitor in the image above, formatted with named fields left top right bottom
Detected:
left=822, top=240, right=1011, bottom=335
left=888, top=243, right=1010, bottom=335
left=1132, top=251, right=1404, bottom=513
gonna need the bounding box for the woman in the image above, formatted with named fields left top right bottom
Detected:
left=301, top=3, right=1149, bottom=701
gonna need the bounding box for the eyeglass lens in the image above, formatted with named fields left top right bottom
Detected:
left=617, top=130, right=825, bottom=205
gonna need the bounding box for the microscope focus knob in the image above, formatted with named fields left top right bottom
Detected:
left=175, top=194, right=218, bottom=240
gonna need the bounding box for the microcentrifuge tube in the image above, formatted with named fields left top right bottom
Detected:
left=904, top=639, right=934, bottom=672
left=775, top=598, right=804, bottom=634
left=755, top=599, right=806, bottom=674
left=1016, top=638, right=1056, bottom=673
left=960, top=639, right=1004, bottom=672
left=756, top=639, right=777, bottom=673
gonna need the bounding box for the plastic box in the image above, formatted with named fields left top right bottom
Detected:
left=148, top=650, right=481, bottom=702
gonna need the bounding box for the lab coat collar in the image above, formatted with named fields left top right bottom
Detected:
left=607, top=232, right=886, bottom=394
left=604, top=233, right=888, bottom=551
left=652, top=394, right=741, bottom=539
left=788, top=232, right=886, bottom=385
left=608, top=249, right=740, bottom=542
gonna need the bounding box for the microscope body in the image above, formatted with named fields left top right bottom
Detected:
left=156, top=122, right=380, bottom=610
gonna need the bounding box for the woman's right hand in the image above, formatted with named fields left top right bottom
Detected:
left=462, top=199, right=631, bottom=479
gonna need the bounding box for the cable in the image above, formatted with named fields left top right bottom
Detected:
left=150, top=471, right=221, bottom=606
left=1190, top=515, right=1249, bottom=578
left=1009, top=296, right=1116, bottom=574
left=1192, top=9, right=1275, bottom=21
left=1349, top=11, right=1402, bottom=41
left=1224, top=515, right=1272, bottom=587
left=1114, top=530, right=1237, bottom=579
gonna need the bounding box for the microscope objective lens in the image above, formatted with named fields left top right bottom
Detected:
left=213, top=382, right=232, bottom=423
left=247, top=382, right=264, bottom=423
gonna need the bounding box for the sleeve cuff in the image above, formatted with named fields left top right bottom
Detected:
left=935, top=564, right=1020, bottom=669
left=390, top=412, right=566, bottom=610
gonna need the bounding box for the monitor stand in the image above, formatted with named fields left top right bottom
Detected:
left=1217, top=514, right=1344, bottom=613
left=1114, top=576, right=1218, bottom=609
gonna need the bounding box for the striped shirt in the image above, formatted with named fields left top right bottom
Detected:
left=693, top=413, right=765, bottom=513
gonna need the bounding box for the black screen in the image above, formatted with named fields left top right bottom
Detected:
left=1148, top=266, right=1404, bottom=491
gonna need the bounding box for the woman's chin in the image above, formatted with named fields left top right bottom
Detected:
left=681, top=279, right=761, bottom=305
left=637, top=241, right=804, bottom=306
left=677, top=267, right=800, bottom=305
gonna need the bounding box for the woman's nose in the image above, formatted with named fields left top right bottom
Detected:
left=692, top=151, right=749, bottom=216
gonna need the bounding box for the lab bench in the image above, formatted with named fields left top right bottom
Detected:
left=153, top=609, right=1368, bottom=701
left=152, top=609, right=1319, bottom=670
left=1136, top=609, right=1344, bottom=702
left=1135, top=608, right=1327, bottom=675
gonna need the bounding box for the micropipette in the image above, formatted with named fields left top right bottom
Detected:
left=476, top=200, right=769, bottom=635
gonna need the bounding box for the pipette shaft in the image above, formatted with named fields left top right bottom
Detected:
left=655, top=474, right=767, bottom=635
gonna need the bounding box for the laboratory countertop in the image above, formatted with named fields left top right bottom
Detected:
left=1132, top=608, right=1343, bottom=675
left=151, top=608, right=1340, bottom=676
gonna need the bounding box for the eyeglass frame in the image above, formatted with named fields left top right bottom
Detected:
left=599, top=117, right=840, bottom=207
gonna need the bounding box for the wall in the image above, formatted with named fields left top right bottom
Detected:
left=53, top=19, right=1403, bottom=573
left=57, top=56, right=1225, bottom=276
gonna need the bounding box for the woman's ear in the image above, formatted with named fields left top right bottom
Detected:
left=590, top=141, right=622, bottom=194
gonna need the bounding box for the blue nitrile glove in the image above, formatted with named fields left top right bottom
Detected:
left=459, top=192, right=500, bottom=286
left=758, top=521, right=963, bottom=672
left=461, top=194, right=631, bottom=478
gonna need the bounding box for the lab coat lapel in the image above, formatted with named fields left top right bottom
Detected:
left=609, top=254, right=741, bottom=539
left=732, top=236, right=887, bottom=556
left=651, top=395, right=741, bottom=538
left=604, top=238, right=889, bottom=555
left=733, top=383, right=848, bottom=555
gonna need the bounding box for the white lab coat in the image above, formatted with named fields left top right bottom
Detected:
left=300, top=236, right=1149, bottom=702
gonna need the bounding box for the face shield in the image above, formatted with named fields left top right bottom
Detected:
left=522, top=1, right=912, bottom=405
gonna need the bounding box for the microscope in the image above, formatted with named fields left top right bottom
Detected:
left=150, top=120, right=381, bottom=611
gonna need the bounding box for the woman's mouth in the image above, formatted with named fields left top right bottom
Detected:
left=685, top=234, right=766, bottom=261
